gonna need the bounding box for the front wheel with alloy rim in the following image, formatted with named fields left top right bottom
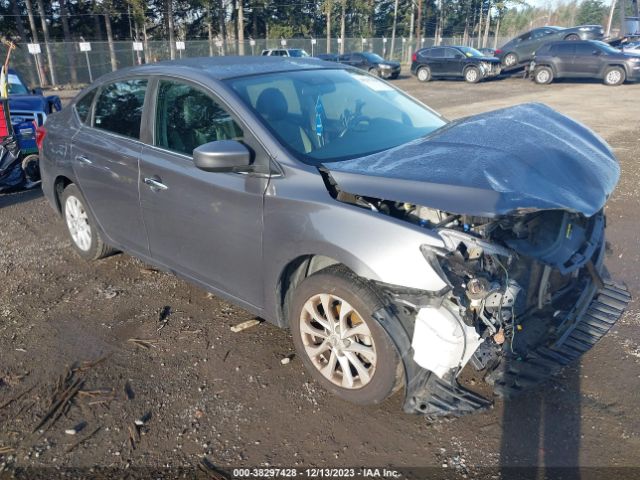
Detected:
left=416, top=66, right=432, bottom=82
left=368, top=67, right=380, bottom=77
left=534, top=66, right=553, bottom=84
left=61, top=184, right=116, bottom=261
left=603, top=66, right=625, bottom=86
left=503, top=52, right=518, bottom=68
left=464, top=66, right=481, bottom=83
left=289, top=266, right=402, bottom=405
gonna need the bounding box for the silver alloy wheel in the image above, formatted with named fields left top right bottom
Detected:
left=504, top=53, right=517, bottom=67
left=299, top=293, right=377, bottom=389
left=536, top=69, right=550, bottom=83
left=465, top=68, right=478, bottom=82
left=606, top=69, right=621, bottom=85
left=417, top=68, right=429, bottom=81
left=65, top=195, right=92, bottom=251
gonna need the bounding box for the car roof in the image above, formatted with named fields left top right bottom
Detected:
left=92, top=56, right=340, bottom=83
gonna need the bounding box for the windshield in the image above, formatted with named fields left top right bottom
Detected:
left=594, top=41, right=622, bottom=54
left=457, top=46, right=484, bottom=57
left=227, top=69, right=445, bottom=164
left=7, top=74, right=29, bottom=95
left=363, top=52, right=385, bottom=62
left=288, top=49, right=310, bottom=57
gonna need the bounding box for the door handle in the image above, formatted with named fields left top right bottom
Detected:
left=75, top=155, right=92, bottom=165
left=144, top=176, right=168, bottom=191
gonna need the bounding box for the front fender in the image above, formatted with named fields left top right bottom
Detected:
left=262, top=170, right=450, bottom=322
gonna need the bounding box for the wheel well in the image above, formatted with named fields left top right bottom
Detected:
left=53, top=175, right=73, bottom=214
left=276, top=255, right=344, bottom=328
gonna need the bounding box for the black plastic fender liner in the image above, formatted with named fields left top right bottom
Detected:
left=372, top=303, right=492, bottom=416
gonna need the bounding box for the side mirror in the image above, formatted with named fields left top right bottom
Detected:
left=32, top=87, right=44, bottom=95
left=193, top=140, right=252, bottom=173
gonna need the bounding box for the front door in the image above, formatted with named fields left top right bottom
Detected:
left=571, top=43, right=603, bottom=77
left=138, top=79, right=268, bottom=309
left=71, top=78, right=149, bottom=254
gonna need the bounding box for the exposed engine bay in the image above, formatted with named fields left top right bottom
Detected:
left=331, top=188, right=629, bottom=415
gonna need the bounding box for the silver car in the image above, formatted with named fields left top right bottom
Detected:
left=39, top=57, right=630, bottom=415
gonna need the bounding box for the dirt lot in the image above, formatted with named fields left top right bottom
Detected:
left=1, top=74, right=639, bottom=478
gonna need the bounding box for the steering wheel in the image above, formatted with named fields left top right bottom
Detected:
left=339, top=113, right=371, bottom=138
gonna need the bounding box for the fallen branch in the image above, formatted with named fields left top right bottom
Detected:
left=65, top=427, right=101, bottom=453
left=32, top=377, right=84, bottom=433
left=0, top=384, right=37, bottom=411
left=127, top=338, right=159, bottom=349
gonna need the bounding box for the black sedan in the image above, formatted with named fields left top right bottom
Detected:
left=496, top=25, right=604, bottom=68
left=410, top=46, right=501, bottom=83
left=337, top=52, right=401, bottom=79
left=530, top=40, right=640, bottom=85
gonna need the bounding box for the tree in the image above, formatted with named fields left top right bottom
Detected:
left=577, top=0, right=607, bottom=25
left=59, top=0, right=78, bottom=83
left=36, top=0, right=56, bottom=85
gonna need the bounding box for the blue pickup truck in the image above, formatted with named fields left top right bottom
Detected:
left=0, top=69, right=60, bottom=191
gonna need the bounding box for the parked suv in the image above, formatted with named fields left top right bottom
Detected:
left=530, top=40, right=640, bottom=85
left=39, top=57, right=629, bottom=416
left=261, top=48, right=310, bottom=57
left=411, top=46, right=501, bottom=83
left=497, top=25, right=604, bottom=68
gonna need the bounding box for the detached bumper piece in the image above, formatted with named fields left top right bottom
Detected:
left=489, top=279, right=631, bottom=398
left=404, top=369, right=491, bottom=416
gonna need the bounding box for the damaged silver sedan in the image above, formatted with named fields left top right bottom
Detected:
left=39, top=57, right=630, bottom=415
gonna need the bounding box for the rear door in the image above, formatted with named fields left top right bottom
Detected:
left=550, top=43, right=576, bottom=77
left=427, top=48, right=447, bottom=76
left=571, top=42, right=602, bottom=76
left=71, top=78, right=149, bottom=255
left=138, top=78, right=270, bottom=309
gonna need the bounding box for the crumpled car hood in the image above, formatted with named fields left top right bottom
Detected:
left=322, top=103, right=620, bottom=217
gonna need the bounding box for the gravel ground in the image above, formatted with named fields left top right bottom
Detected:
left=1, top=74, right=639, bottom=479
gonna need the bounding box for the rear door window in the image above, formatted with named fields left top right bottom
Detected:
left=93, top=79, right=147, bottom=139
left=154, top=80, right=243, bottom=156
left=429, top=48, right=445, bottom=58
left=551, top=43, right=576, bottom=56
left=75, top=89, right=97, bottom=124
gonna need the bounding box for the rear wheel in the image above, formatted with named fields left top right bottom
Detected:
left=61, top=184, right=115, bottom=261
left=21, top=154, right=40, bottom=183
left=503, top=52, right=518, bottom=68
left=416, top=66, right=432, bottom=82
left=533, top=66, right=554, bottom=84
left=564, top=33, right=580, bottom=41
left=603, top=66, right=625, bottom=86
left=464, top=66, right=481, bottom=83
left=289, top=266, right=402, bottom=405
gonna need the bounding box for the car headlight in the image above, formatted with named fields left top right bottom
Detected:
left=379, top=64, right=392, bottom=69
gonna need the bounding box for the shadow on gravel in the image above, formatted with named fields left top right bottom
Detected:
left=0, top=188, right=43, bottom=209
left=500, top=359, right=582, bottom=479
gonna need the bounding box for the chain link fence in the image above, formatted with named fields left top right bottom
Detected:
left=8, top=36, right=511, bottom=88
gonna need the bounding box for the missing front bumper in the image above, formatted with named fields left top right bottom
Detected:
left=377, top=278, right=631, bottom=416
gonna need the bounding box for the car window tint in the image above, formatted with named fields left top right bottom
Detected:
left=443, top=48, right=459, bottom=58
left=575, top=43, right=598, bottom=55
left=154, top=80, right=243, bottom=156
left=552, top=43, right=576, bottom=56
left=94, top=79, right=147, bottom=138
left=75, top=89, right=97, bottom=124
left=517, top=32, right=532, bottom=42
left=430, top=48, right=445, bottom=58
left=243, top=78, right=302, bottom=115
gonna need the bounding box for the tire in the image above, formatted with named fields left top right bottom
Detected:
left=416, top=66, right=432, bottom=82
left=21, top=154, right=40, bottom=183
left=464, top=66, right=481, bottom=83
left=533, top=66, right=554, bottom=84
left=368, top=67, right=380, bottom=77
left=61, top=184, right=116, bottom=261
left=503, top=52, right=518, bottom=68
left=564, top=33, right=580, bottom=41
left=289, top=265, right=402, bottom=405
left=603, top=66, right=625, bottom=86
